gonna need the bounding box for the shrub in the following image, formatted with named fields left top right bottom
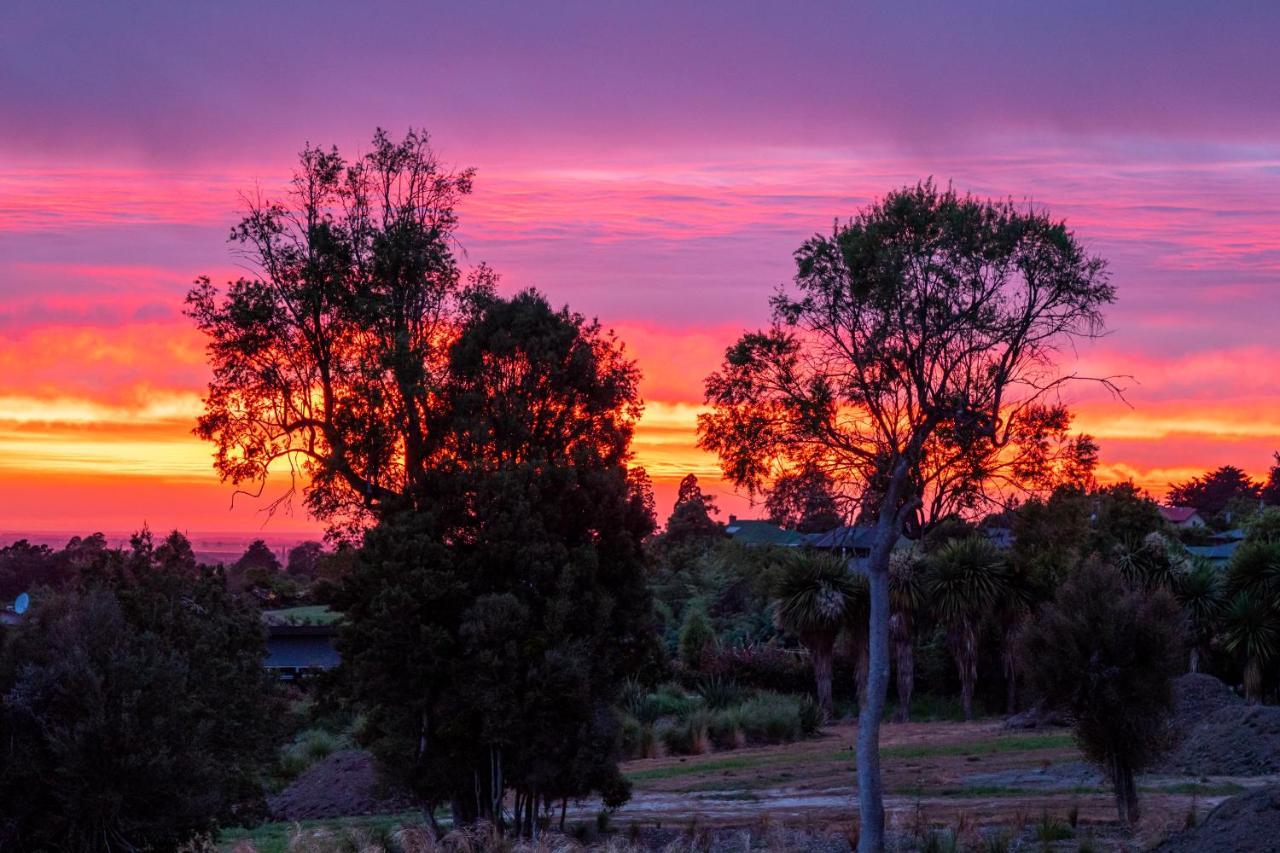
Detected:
left=697, top=674, right=745, bottom=709
left=737, top=692, right=802, bottom=744
left=708, top=708, right=745, bottom=750
left=650, top=682, right=700, bottom=718
left=0, top=557, right=282, bottom=850
left=678, top=604, right=716, bottom=670
left=278, top=727, right=351, bottom=780
left=1019, top=557, right=1184, bottom=826
left=620, top=714, right=659, bottom=760
left=797, top=695, right=824, bottom=736
left=705, top=643, right=812, bottom=694
left=659, top=710, right=711, bottom=755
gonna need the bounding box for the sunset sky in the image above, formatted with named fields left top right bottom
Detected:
left=2, top=1, right=1278, bottom=536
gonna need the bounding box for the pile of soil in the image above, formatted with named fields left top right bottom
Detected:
left=1157, top=785, right=1280, bottom=852
left=1158, top=674, right=1280, bottom=775
left=268, top=749, right=414, bottom=820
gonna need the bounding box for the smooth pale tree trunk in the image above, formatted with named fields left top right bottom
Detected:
left=856, top=562, right=891, bottom=852
left=856, top=458, right=917, bottom=853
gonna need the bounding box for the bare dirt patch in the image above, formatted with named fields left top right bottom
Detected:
left=268, top=749, right=413, bottom=821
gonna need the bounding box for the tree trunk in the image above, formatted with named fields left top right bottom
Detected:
left=951, top=623, right=978, bottom=721
left=1111, top=755, right=1140, bottom=825
left=856, top=560, right=892, bottom=852
left=811, top=639, right=835, bottom=721
left=894, top=634, right=914, bottom=723
left=1189, top=645, right=1199, bottom=674
left=1002, top=642, right=1018, bottom=715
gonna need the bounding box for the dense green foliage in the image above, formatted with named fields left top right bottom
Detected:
left=1018, top=558, right=1185, bottom=825
left=335, top=291, right=656, bottom=834
left=0, top=531, right=281, bottom=851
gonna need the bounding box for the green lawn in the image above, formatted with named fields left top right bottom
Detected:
left=262, top=605, right=342, bottom=626
left=219, top=812, right=423, bottom=853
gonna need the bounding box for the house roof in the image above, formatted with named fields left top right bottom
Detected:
left=265, top=633, right=340, bottom=670
left=1185, top=542, right=1239, bottom=563
left=1159, top=506, right=1202, bottom=524
left=808, top=525, right=879, bottom=551
left=723, top=519, right=807, bottom=547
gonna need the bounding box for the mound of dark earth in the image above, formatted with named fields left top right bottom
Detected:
left=268, top=749, right=414, bottom=820
left=1158, top=674, right=1280, bottom=776
left=1157, top=785, right=1280, bottom=852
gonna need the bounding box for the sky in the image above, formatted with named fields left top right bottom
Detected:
left=1, top=0, right=1278, bottom=536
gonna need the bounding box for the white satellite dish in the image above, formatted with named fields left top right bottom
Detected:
left=14, top=592, right=29, bottom=615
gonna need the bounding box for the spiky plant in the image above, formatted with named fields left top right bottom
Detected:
left=1226, top=540, right=1280, bottom=600
left=1221, top=591, right=1280, bottom=702
left=926, top=536, right=1011, bottom=720
left=1172, top=559, right=1224, bottom=673
left=773, top=551, right=864, bottom=720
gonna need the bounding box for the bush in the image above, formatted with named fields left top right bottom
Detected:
left=278, top=727, right=351, bottom=780
left=0, top=550, right=282, bottom=851
left=649, top=682, right=699, bottom=718
left=708, top=708, right=745, bottom=750
left=678, top=604, right=716, bottom=670
left=697, top=674, right=746, bottom=709
left=797, top=695, right=824, bottom=736
left=1019, top=557, right=1184, bottom=826
left=737, top=692, right=803, bottom=744
left=705, top=643, right=812, bottom=694
left=659, top=710, right=711, bottom=755
left=620, top=714, right=659, bottom=760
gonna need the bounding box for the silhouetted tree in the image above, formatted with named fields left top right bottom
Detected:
left=772, top=551, right=864, bottom=719
left=0, top=531, right=281, bottom=850
left=286, top=540, right=325, bottom=578
left=186, top=128, right=485, bottom=535
left=766, top=464, right=843, bottom=533
left=236, top=539, right=281, bottom=573
left=1169, top=465, right=1261, bottom=522
left=699, top=182, right=1114, bottom=851
left=1019, top=558, right=1184, bottom=826
left=336, top=291, right=654, bottom=833
left=664, top=474, right=723, bottom=543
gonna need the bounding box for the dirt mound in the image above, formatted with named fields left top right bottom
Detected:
left=1157, top=785, right=1280, bottom=852
left=268, top=749, right=414, bottom=820
left=1159, top=674, right=1280, bottom=775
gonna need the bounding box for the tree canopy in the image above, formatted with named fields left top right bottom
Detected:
left=186, top=128, right=485, bottom=535
left=334, top=290, right=655, bottom=832
left=698, top=181, right=1115, bottom=852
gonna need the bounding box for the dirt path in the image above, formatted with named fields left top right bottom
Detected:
left=615, top=721, right=1279, bottom=842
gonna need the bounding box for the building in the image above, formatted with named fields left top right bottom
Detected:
left=265, top=624, right=340, bottom=680
left=723, top=517, right=808, bottom=547
left=1159, top=506, right=1206, bottom=529
left=808, top=525, right=912, bottom=570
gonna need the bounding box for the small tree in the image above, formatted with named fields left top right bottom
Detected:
left=772, top=551, right=865, bottom=719
left=766, top=464, right=844, bottom=533
left=925, top=536, right=1011, bottom=720
left=1018, top=558, right=1184, bottom=825
left=678, top=603, right=717, bottom=670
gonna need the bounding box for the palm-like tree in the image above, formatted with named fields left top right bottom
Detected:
left=888, top=550, right=925, bottom=722
left=926, top=536, right=1010, bottom=721
left=1221, top=592, right=1280, bottom=702
left=773, top=551, right=865, bottom=720
left=1172, top=559, right=1224, bottom=673
left=1223, top=540, right=1280, bottom=700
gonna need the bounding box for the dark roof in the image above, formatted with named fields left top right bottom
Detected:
left=723, top=519, right=807, bottom=547
left=1186, top=542, right=1239, bottom=563
left=265, top=634, right=340, bottom=670
left=808, top=526, right=879, bottom=551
